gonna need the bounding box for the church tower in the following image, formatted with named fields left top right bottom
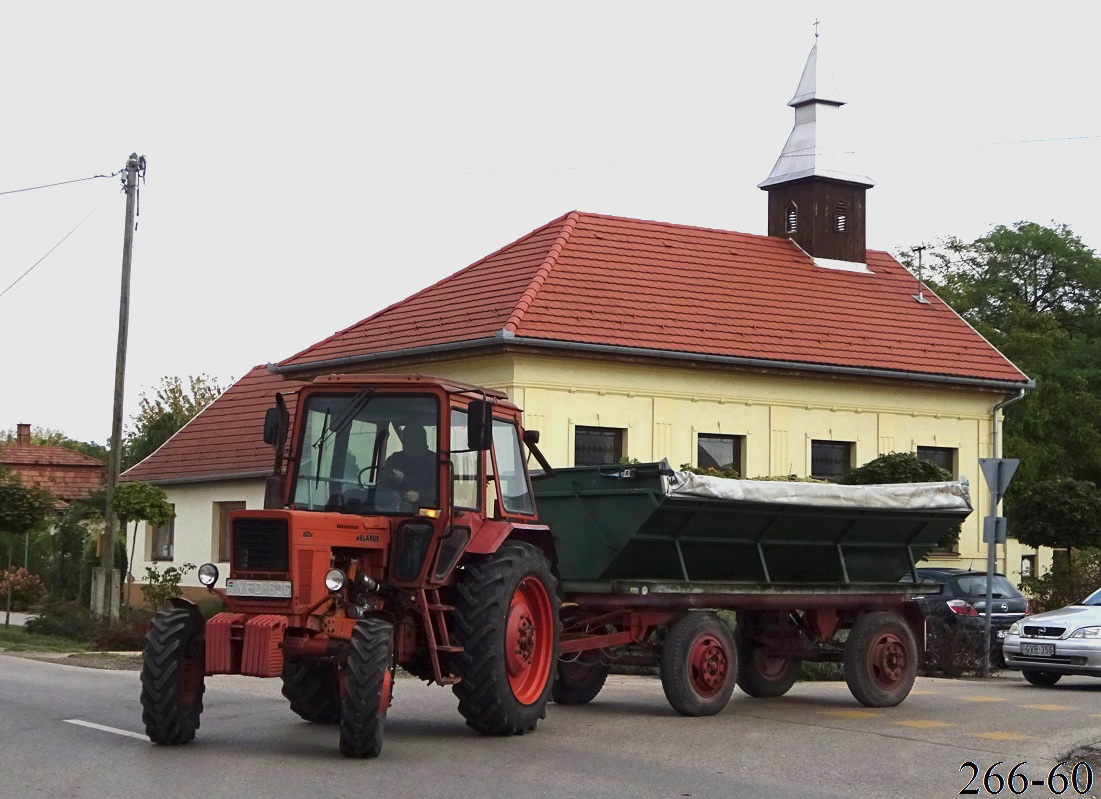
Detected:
left=759, top=37, right=874, bottom=269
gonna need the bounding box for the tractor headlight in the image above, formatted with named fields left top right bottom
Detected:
left=197, top=563, right=219, bottom=587
left=324, top=569, right=347, bottom=592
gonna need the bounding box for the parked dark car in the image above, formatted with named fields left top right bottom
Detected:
left=902, top=567, right=1031, bottom=667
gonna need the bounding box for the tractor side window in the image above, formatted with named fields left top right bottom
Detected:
left=492, top=419, right=534, bottom=515
left=450, top=408, right=480, bottom=510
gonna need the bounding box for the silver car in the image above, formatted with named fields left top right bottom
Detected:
left=1002, top=586, right=1101, bottom=685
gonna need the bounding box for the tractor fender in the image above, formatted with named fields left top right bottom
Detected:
left=466, top=521, right=558, bottom=569
left=168, top=596, right=205, bottom=624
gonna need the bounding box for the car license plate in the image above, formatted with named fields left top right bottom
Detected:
left=1020, top=643, right=1055, bottom=657
left=226, top=579, right=292, bottom=598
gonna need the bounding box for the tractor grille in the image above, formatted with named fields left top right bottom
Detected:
left=233, top=517, right=289, bottom=574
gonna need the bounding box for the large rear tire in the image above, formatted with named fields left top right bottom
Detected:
left=735, top=628, right=800, bottom=698
left=339, top=617, right=394, bottom=758
left=281, top=659, right=340, bottom=724
left=843, top=612, right=917, bottom=707
left=660, top=612, right=737, bottom=717
left=451, top=542, right=561, bottom=735
left=1022, top=669, right=1062, bottom=687
left=140, top=607, right=206, bottom=745
left=552, top=656, right=610, bottom=705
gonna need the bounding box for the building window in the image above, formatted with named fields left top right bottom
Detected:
left=811, top=440, right=853, bottom=481
left=697, top=433, right=744, bottom=476
left=785, top=202, right=798, bottom=234
left=917, top=446, right=956, bottom=475
left=151, top=507, right=176, bottom=561
left=214, top=501, right=245, bottom=562
left=1021, top=555, right=1035, bottom=578
left=834, top=201, right=848, bottom=232
left=574, top=426, right=625, bottom=466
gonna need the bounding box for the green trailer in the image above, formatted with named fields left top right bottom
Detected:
left=533, top=462, right=972, bottom=714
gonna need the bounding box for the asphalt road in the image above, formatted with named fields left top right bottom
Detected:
left=1, top=653, right=1099, bottom=799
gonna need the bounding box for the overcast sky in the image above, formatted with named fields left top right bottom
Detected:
left=2, top=1, right=1098, bottom=445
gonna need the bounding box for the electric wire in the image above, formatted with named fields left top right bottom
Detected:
left=0, top=170, right=122, bottom=197
left=0, top=205, right=102, bottom=300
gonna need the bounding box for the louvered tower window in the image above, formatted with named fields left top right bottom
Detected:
left=785, top=202, right=797, bottom=233
left=834, top=201, right=848, bottom=233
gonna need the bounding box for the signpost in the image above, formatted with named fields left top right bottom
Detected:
left=978, top=457, right=1019, bottom=677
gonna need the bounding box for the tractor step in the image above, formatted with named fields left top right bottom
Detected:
left=432, top=645, right=463, bottom=653
left=427, top=603, right=454, bottom=612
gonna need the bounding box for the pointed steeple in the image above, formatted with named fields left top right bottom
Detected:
left=759, top=36, right=874, bottom=268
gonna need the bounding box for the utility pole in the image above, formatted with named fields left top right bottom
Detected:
left=95, top=153, right=144, bottom=620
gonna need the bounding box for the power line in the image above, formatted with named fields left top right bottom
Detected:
left=0, top=205, right=102, bottom=300
left=0, top=170, right=122, bottom=197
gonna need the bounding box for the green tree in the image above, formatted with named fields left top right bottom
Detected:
left=0, top=468, right=55, bottom=625
left=112, top=481, right=175, bottom=608
left=123, top=374, right=224, bottom=469
left=840, top=452, right=960, bottom=550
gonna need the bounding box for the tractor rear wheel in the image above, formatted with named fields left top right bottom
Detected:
left=140, top=606, right=206, bottom=745
left=735, top=628, right=800, bottom=698
left=281, top=658, right=340, bottom=724
left=339, top=617, right=394, bottom=758
left=660, top=612, right=737, bottom=716
left=451, top=542, right=561, bottom=735
left=552, top=656, right=610, bottom=705
left=843, top=612, right=917, bottom=707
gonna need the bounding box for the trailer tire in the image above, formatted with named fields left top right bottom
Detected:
left=843, top=612, right=917, bottom=707
left=552, top=656, right=610, bottom=705
left=1022, top=669, right=1061, bottom=687
left=281, top=659, right=340, bottom=724
left=661, top=612, right=737, bottom=716
left=339, top=617, right=394, bottom=758
left=735, top=628, right=800, bottom=698
left=140, top=607, right=206, bottom=745
left=450, top=542, right=561, bottom=735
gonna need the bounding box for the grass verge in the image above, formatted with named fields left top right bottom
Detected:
left=0, top=624, right=90, bottom=654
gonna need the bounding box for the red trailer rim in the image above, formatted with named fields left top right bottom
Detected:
left=753, top=649, right=789, bottom=680
left=505, top=576, right=554, bottom=704
left=688, top=633, right=729, bottom=698
left=867, top=631, right=907, bottom=689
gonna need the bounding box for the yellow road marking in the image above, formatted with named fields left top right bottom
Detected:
left=962, top=696, right=1007, bottom=702
left=1019, top=704, right=1075, bottom=711
left=968, top=732, right=1034, bottom=741
left=821, top=709, right=881, bottom=718
left=909, top=689, right=935, bottom=695
left=893, top=720, right=956, bottom=728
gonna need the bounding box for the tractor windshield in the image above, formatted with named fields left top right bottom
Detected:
left=292, top=393, right=440, bottom=514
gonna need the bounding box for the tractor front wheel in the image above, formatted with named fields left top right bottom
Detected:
left=140, top=607, right=206, bottom=745
left=451, top=542, right=561, bottom=735
left=843, top=612, right=917, bottom=707
left=339, top=617, right=394, bottom=758
left=282, top=658, right=340, bottom=724
left=660, top=612, right=737, bottom=716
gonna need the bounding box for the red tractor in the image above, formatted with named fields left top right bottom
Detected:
left=140, top=374, right=561, bottom=757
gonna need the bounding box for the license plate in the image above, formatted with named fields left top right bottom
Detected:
left=1020, top=643, right=1055, bottom=657
left=226, top=579, right=292, bottom=598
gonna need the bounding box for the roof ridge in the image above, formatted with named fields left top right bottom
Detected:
left=503, top=211, right=580, bottom=335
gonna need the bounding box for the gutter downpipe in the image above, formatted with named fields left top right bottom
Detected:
left=983, top=381, right=1032, bottom=677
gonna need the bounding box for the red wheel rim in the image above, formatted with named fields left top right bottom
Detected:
left=505, top=576, right=554, bottom=704
left=688, top=634, right=729, bottom=698
left=867, top=632, right=907, bottom=689
left=380, top=668, right=393, bottom=718
left=753, top=649, right=789, bottom=680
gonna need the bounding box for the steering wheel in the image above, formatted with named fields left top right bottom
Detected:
left=357, top=464, right=378, bottom=489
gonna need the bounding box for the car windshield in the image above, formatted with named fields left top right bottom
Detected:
left=1079, top=587, right=1101, bottom=606
left=954, top=574, right=1020, bottom=599
left=292, top=393, right=439, bottom=514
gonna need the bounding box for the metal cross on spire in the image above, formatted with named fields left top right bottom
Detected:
left=814, top=19, right=820, bottom=39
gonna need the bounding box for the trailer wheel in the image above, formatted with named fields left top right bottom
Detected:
left=735, top=629, right=800, bottom=698
left=451, top=542, right=561, bottom=735
left=660, top=612, right=737, bottom=716
left=339, top=617, right=394, bottom=758
left=1022, top=669, right=1062, bottom=687
left=552, top=656, right=610, bottom=705
left=281, top=659, right=340, bottom=724
left=140, top=607, right=206, bottom=745
left=843, top=612, right=917, bottom=707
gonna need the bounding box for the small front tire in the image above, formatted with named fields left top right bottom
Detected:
left=339, top=617, right=394, bottom=758
left=140, top=607, right=206, bottom=745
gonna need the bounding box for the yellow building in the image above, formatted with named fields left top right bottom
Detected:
left=124, top=42, right=1039, bottom=597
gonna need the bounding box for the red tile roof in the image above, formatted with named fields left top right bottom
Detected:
left=279, top=211, right=1028, bottom=385
left=121, top=365, right=305, bottom=484
left=0, top=445, right=104, bottom=506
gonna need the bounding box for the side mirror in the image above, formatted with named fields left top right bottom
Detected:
left=523, top=429, right=540, bottom=445
left=467, top=400, right=493, bottom=451
left=263, top=394, right=289, bottom=449
left=263, top=407, right=282, bottom=446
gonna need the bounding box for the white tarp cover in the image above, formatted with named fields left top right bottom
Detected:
left=663, top=470, right=972, bottom=511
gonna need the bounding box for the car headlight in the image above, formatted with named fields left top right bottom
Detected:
left=197, top=563, right=219, bottom=587
left=1007, top=622, right=1019, bottom=635
left=1070, top=626, right=1101, bottom=639
left=324, top=568, right=347, bottom=592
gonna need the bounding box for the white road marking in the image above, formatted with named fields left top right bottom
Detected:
left=64, top=719, right=147, bottom=741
